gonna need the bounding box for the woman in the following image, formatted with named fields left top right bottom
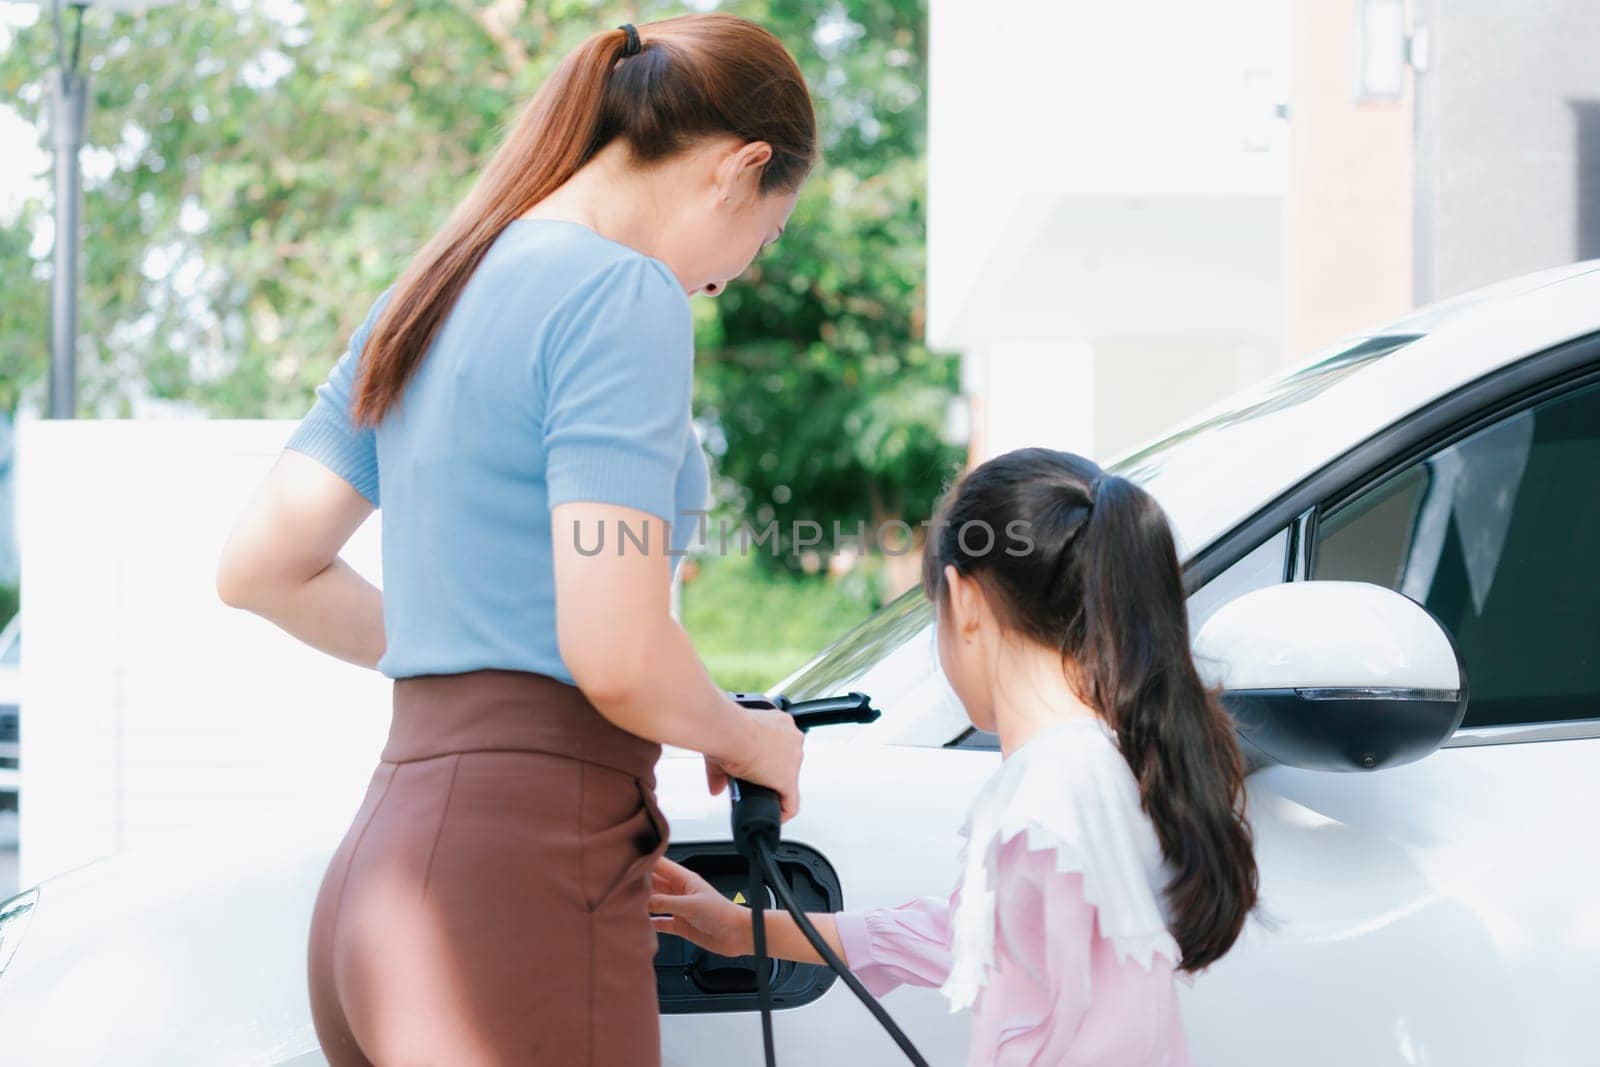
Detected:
left=216, top=15, right=815, bottom=1065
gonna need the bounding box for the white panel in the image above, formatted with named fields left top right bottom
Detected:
left=17, top=420, right=390, bottom=887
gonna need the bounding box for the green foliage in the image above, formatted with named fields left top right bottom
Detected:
left=680, top=552, right=879, bottom=692
left=699, top=0, right=964, bottom=566
left=0, top=0, right=960, bottom=558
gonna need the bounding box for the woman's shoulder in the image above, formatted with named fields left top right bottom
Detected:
left=494, top=218, right=686, bottom=312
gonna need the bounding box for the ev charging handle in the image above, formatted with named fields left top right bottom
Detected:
left=727, top=693, right=931, bottom=1067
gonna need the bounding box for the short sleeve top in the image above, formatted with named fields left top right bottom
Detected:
left=284, top=218, right=710, bottom=681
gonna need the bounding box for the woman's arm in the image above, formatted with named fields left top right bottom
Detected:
left=551, top=500, right=800, bottom=813
left=216, top=450, right=384, bottom=669
left=218, top=289, right=390, bottom=666
left=542, top=258, right=801, bottom=812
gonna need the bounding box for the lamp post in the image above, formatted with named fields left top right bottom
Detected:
left=28, top=0, right=175, bottom=419
left=47, top=3, right=87, bottom=420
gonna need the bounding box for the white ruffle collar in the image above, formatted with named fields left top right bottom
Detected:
left=939, top=716, right=1183, bottom=1012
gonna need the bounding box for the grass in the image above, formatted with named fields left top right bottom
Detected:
left=681, top=553, right=881, bottom=692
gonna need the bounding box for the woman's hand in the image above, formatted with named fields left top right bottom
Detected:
left=703, top=704, right=804, bottom=822
left=648, top=856, right=753, bottom=958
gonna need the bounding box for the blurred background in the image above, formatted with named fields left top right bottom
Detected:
left=0, top=0, right=1597, bottom=894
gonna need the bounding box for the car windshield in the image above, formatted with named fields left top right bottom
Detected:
left=0, top=621, right=18, bottom=668
left=775, top=332, right=1427, bottom=746
left=775, top=587, right=960, bottom=747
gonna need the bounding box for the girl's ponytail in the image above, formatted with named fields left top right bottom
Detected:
left=922, top=448, right=1257, bottom=972
left=350, top=15, right=817, bottom=427
left=1076, top=473, right=1257, bottom=971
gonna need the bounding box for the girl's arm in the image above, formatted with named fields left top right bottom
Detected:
left=649, top=857, right=954, bottom=997
left=648, top=855, right=846, bottom=963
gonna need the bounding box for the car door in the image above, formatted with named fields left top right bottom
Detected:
left=1182, top=369, right=1600, bottom=1066
left=657, top=355, right=1600, bottom=1066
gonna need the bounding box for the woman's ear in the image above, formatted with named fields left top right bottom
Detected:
left=714, top=139, right=773, bottom=203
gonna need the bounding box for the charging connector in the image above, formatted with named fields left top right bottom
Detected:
left=727, top=692, right=930, bottom=1067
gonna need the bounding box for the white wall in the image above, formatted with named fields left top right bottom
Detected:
left=928, top=0, right=1290, bottom=349
left=966, top=341, right=1096, bottom=461
left=17, top=421, right=390, bottom=887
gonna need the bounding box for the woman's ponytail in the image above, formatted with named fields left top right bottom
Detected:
left=350, top=28, right=633, bottom=427
left=922, top=448, right=1257, bottom=972
left=350, top=15, right=816, bottom=427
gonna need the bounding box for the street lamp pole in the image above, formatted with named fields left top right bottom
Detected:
left=46, top=1, right=88, bottom=420
left=48, top=70, right=86, bottom=420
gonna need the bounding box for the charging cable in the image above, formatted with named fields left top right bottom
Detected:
left=728, top=693, right=932, bottom=1067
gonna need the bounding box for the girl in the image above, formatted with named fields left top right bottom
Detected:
left=217, top=15, right=814, bottom=1066
left=649, top=447, right=1258, bottom=1065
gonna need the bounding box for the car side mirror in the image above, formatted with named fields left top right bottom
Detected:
left=1193, top=581, right=1468, bottom=772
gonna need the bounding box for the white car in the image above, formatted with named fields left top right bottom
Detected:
left=1, top=262, right=1597, bottom=1065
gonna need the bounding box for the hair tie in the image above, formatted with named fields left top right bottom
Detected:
left=1087, top=474, right=1105, bottom=505
left=618, top=23, right=642, bottom=57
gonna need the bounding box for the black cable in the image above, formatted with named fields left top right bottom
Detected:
left=754, top=840, right=932, bottom=1067
left=749, top=855, right=777, bottom=1066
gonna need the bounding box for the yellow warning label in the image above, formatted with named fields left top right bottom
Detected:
left=731, top=891, right=748, bottom=906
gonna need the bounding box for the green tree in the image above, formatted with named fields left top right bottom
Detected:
left=0, top=0, right=960, bottom=559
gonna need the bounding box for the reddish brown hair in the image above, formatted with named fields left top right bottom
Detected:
left=350, top=14, right=817, bottom=426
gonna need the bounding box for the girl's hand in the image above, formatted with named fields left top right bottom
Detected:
left=648, top=856, right=753, bottom=958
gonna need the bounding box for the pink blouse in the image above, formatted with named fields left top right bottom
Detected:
left=834, top=829, right=1192, bottom=1066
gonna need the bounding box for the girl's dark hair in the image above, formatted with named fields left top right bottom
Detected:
left=351, top=13, right=817, bottom=426
left=922, top=447, right=1258, bottom=972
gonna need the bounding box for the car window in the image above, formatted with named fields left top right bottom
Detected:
left=1312, top=379, right=1600, bottom=728
left=1187, top=528, right=1290, bottom=633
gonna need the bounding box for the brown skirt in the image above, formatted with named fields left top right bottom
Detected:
left=307, top=669, right=670, bottom=1066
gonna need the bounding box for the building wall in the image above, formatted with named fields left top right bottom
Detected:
left=930, top=0, right=1600, bottom=469
left=1284, top=0, right=1414, bottom=360
left=929, top=0, right=1291, bottom=463
left=1092, top=336, right=1286, bottom=459
left=1414, top=0, right=1600, bottom=301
